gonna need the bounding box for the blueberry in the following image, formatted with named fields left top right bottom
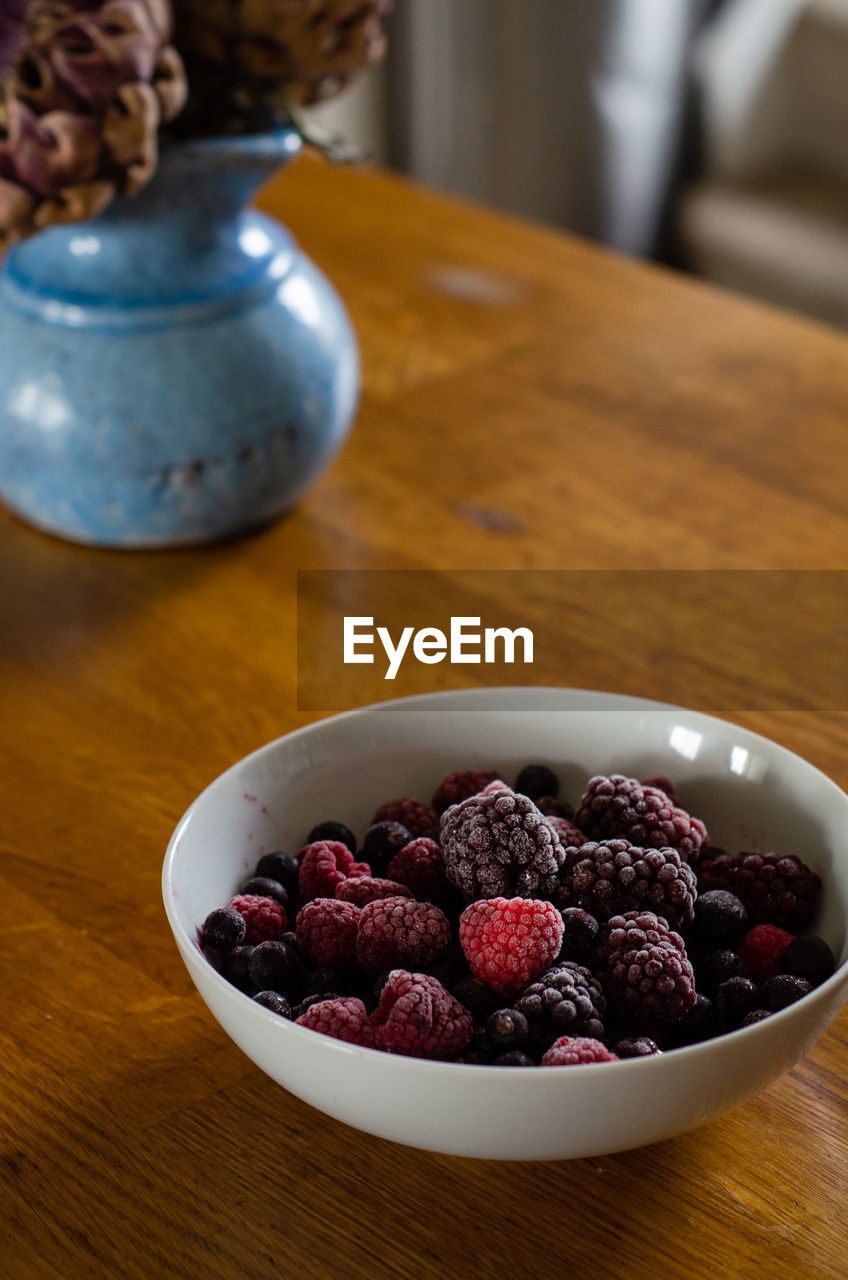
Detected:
left=515, top=764, right=559, bottom=802
left=241, top=876, right=289, bottom=909
left=781, top=936, right=835, bottom=987
left=201, top=906, right=246, bottom=953
left=696, top=948, right=750, bottom=997
left=716, top=977, right=759, bottom=1028
left=558, top=908, right=599, bottom=959
left=667, top=993, right=718, bottom=1046
left=692, top=890, right=748, bottom=947
left=221, top=945, right=256, bottom=993
left=614, top=1037, right=662, bottom=1058
left=493, top=1050, right=535, bottom=1066
left=253, top=991, right=291, bottom=1018
left=248, top=939, right=305, bottom=997
left=450, top=975, right=501, bottom=1023
left=486, top=1008, right=529, bottom=1051
left=255, top=851, right=299, bottom=895
left=306, top=821, right=357, bottom=854
left=760, top=974, right=812, bottom=1011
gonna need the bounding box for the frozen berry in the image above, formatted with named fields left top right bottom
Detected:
left=536, top=795, right=575, bottom=819
left=296, top=898, right=361, bottom=969
left=666, top=993, right=718, bottom=1047
left=760, top=974, right=812, bottom=1011
left=557, top=839, right=697, bottom=930
left=692, top=889, right=748, bottom=947
left=373, top=798, right=440, bottom=841
left=485, top=1008, right=529, bottom=1051
left=241, top=876, right=289, bottom=910
left=641, top=776, right=682, bottom=807
left=227, top=893, right=286, bottom=944
left=371, top=970, right=473, bottom=1059
left=201, top=906, right=246, bottom=952
left=361, top=821, right=412, bottom=874
left=450, top=974, right=502, bottom=1023
left=736, top=924, right=795, bottom=981
left=248, top=938, right=306, bottom=996
left=558, top=908, right=600, bottom=959
left=716, top=977, right=759, bottom=1028
left=306, top=820, right=357, bottom=854
left=595, top=911, right=696, bottom=1025
left=387, top=837, right=452, bottom=903
left=615, top=1036, right=662, bottom=1058
left=220, top=945, right=255, bottom=993
left=742, top=1009, right=772, bottom=1026
left=781, top=935, right=836, bottom=986
left=336, top=875, right=414, bottom=907
left=515, top=961, right=605, bottom=1048
left=295, top=996, right=375, bottom=1047
left=255, top=851, right=300, bottom=895
left=697, top=851, right=821, bottom=929
left=432, top=769, right=501, bottom=815
left=541, top=1037, right=619, bottom=1066
left=696, top=948, right=751, bottom=997
left=442, top=787, right=566, bottom=900
left=459, top=897, right=564, bottom=995
left=298, top=840, right=369, bottom=901
left=547, top=816, right=586, bottom=848
left=253, top=990, right=291, bottom=1018
left=356, top=897, right=451, bottom=975
left=515, top=764, right=559, bottom=802
left=493, top=1050, right=535, bottom=1066
left=575, top=775, right=708, bottom=865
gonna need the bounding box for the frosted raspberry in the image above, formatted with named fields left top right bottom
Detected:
left=459, top=897, right=564, bottom=996
left=386, top=837, right=452, bottom=902
left=227, top=894, right=286, bottom=944
left=557, top=839, right=697, bottom=930
left=595, top=910, right=696, bottom=1025
left=697, top=852, right=821, bottom=929
left=295, top=997, right=374, bottom=1048
left=372, top=798, right=440, bottom=841
left=736, top=924, right=795, bottom=980
left=295, top=898, right=361, bottom=968
left=541, top=1037, right=619, bottom=1066
left=441, top=786, right=566, bottom=900
left=335, top=876, right=414, bottom=907
left=431, top=769, right=501, bottom=815
left=298, top=840, right=370, bottom=900
left=575, top=775, right=708, bottom=866
left=371, top=970, right=472, bottom=1059
left=356, top=897, right=451, bottom=974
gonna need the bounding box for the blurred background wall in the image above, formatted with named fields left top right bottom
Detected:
left=311, top=0, right=848, bottom=331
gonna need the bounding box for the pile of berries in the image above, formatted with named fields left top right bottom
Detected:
left=199, top=767, right=835, bottom=1068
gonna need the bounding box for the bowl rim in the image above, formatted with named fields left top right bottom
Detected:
left=162, top=685, right=848, bottom=1080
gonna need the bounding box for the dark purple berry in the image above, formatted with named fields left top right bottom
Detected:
left=493, top=1050, right=535, bottom=1066
left=486, top=1008, right=529, bottom=1051
left=716, top=976, right=759, bottom=1028
left=515, top=764, right=559, bottom=802
left=248, top=939, right=305, bottom=997
left=253, top=990, right=291, bottom=1018
left=696, top=948, right=751, bottom=997
left=760, top=974, right=812, bottom=1011
left=743, top=1009, right=772, bottom=1026
left=692, top=889, right=748, bottom=947
left=291, top=992, right=343, bottom=1020
left=201, top=906, right=246, bottom=952
left=241, top=876, right=289, bottom=909
left=220, top=945, right=256, bottom=992
left=450, top=975, right=502, bottom=1023
left=614, top=1036, right=662, bottom=1058
left=361, top=821, right=412, bottom=873
left=558, top=908, right=599, bottom=958
left=306, top=821, right=357, bottom=854
left=780, top=936, right=835, bottom=987
left=255, top=851, right=300, bottom=895
left=666, top=993, right=718, bottom=1046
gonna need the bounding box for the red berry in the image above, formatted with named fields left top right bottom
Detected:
left=335, top=875, right=414, bottom=907
left=295, top=997, right=375, bottom=1047
left=736, top=924, right=795, bottom=981
left=432, top=769, right=501, bottom=815
left=386, top=837, right=451, bottom=902
left=458, top=897, right=564, bottom=995
left=372, top=797, right=440, bottom=841
left=371, top=970, right=472, bottom=1059
left=297, top=840, right=370, bottom=900
left=295, top=898, right=361, bottom=968
left=355, top=896, right=451, bottom=974
left=226, top=894, right=286, bottom=944
left=541, top=1037, right=619, bottom=1066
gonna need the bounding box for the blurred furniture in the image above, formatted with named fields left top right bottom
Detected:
left=680, top=0, right=848, bottom=327
left=2, top=156, right=847, bottom=1279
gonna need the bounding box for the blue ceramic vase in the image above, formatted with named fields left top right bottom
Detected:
left=0, top=129, right=359, bottom=546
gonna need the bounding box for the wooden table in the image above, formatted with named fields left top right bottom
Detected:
left=2, top=155, right=847, bottom=1280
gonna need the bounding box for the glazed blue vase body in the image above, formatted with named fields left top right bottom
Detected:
left=0, top=129, right=359, bottom=545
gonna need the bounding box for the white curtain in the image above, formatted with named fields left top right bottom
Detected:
left=387, top=0, right=715, bottom=257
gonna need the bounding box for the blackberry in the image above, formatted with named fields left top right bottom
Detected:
left=557, top=908, right=599, bottom=959
left=441, top=786, right=566, bottom=900
left=241, top=876, right=289, bottom=910
left=493, top=1050, right=535, bottom=1066
left=253, top=991, right=291, bottom=1018
left=697, top=851, right=821, bottom=929
left=485, top=1008, right=529, bottom=1051
left=450, top=975, right=502, bottom=1024
left=595, top=911, right=696, bottom=1026
left=558, top=839, right=697, bottom=930
left=575, top=775, right=708, bottom=865
left=201, top=906, right=246, bottom=953
left=781, top=935, right=836, bottom=987
left=614, top=1036, right=662, bottom=1058
left=515, top=962, right=605, bottom=1049
left=691, top=889, right=748, bottom=948
left=306, top=820, right=357, bottom=854
left=514, top=764, right=559, bottom=803
left=220, top=945, right=256, bottom=993
left=247, top=939, right=306, bottom=997
left=255, top=851, right=300, bottom=896
left=716, top=977, right=759, bottom=1029
left=361, top=821, right=412, bottom=874
left=760, top=974, right=812, bottom=1011
left=666, top=993, right=718, bottom=1047
left=695, top=948, right=751, bottom=998
left=743, top=1009, right=772, bottom=1026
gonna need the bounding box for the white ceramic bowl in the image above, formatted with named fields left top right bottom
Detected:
left=162, top=688, right=848, bottom=1160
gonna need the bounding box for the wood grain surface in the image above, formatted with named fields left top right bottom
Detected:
left=1, top=155, right=847, bottom=1280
